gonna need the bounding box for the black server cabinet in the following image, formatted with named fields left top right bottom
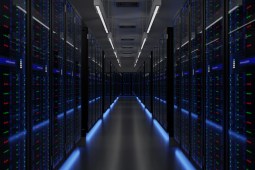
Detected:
left=65, top=2, right=75, bottom=155
left=153, top=47, right=160, bottom=120
left=190, top=0, right=204, bottom=168
left=205, top=0, right=225, bottom=169
left=180, top=2, right=190, bottom=154
left=228, top=0, right=255, bottom=169
left=30, top=0, right=50, bottom=169
left=51, top=0, right=65, bottom=168
left=174, top=14, right=182, bottom=144
left=88, top=37, right=95, bottom=130
left=74, top=13, right=82, bottom=144
left=31, top=0, right=50, bottom=169
left=0, top=1, right=27, bottom=169
left=159, top=36, right=167, bottom=130
left=190, top=0, right=203, bottom=168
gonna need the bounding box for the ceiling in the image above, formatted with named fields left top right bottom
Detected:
left=71, top=0, right=185, bottom=72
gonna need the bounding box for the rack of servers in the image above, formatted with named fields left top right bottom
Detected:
left=122, top=73, right=133, bottom=96
left=174, top=0, right=255, bottom=169
left=133, top=28, right=174, bottom=134
left=133, top=66, right=145, bottom=103
left=87, top=33, right=103, bottom=130
left=152, top=33, right=168, bottom=130
left=0, top=0, right=82, bottom=169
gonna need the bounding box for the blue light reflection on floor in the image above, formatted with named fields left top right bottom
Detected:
left=59, top=149, right=80, bottom=170
left=175, top=149, right=196, bottom=170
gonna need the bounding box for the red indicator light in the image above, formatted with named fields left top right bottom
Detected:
left=247, top=44, right=252, bottom=48
left=3, top=44, right=9, bottom=48
left=3, top=121, right=8, bottom=125
left=246, top=102, right=252, bottom=105
left=247, top=5, right=252, bottom=10
left=246, top=159, right=252, bottom=164
left=3, top=5, right=9, bottom=10
left=247, top=140, right=252, bottom=144
left=4, top=159, right=9, bottom=164
left=3, top=140, right=8, bottom=144
left=246, top=121, right=252, bottom=125
left=3, top=102, right=9, bottom=105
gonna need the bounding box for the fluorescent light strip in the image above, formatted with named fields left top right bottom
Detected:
left=138, top=52, right=141, bottom=59
left=16, top=6, right=27, bottom=14
left=109, top=38, right=114, bottom=50
left=32, top=16, right=50, bottom=30
left=229, top=5, right=239, bottom=14
left=141, top=38, right=147, bottom=50
left=66, top=41, right=74, bottom=47
left=229, top=18, right=255, bottom=34
left=181, top=41, right=189, bottom=47
left=206, top=17, right=223, bottom=30
left=147, top=6, right=160, bottom=33
left=96, top=6, right=108, bottom=33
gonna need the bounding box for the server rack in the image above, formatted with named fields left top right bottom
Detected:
left=174, top=13, right=182, bottom=144
left=51, top=0, right=65, bottom=168
left=228, top=0, right=255, bottom=169
left=74, top=13, right=82, bottom=144
left=145, top=59, right=152, bottom=112
left=180, top=2, right=190, bottom=155
left=205, top=0, right=225, bottom=168
left=87, top=33, right=103, bottom=131
left=190, top=0, right=203, bottom=168
left=174, top=0, right=255, bottom=169
left=65, top=2, right=75, bottom=155
left=30, top=0, right=50, bottom=169
left=0, top=1, right=27, bottom=169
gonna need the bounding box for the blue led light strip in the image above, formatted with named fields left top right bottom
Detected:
left=9, top=130, right=27, bottom=143
left=89, top=97, right=101, bottom=104
left=0, top=57, right=16, bottom=66
left=154, top=97, right=167, bottom=104
left=32, top=119, right=49, bottom=131
left=86, top=119, right=102, bottom=142
left=175, top=149, right=196, bottom=170
left=59, top=149, right=80, bottom=170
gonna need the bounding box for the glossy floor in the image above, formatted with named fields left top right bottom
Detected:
left=60, top=97, right=195, bottom=170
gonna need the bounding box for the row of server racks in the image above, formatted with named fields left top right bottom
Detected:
left=133, top=28, right=174, bottom=134
left=174, top=0, right=255, bottom=169
left=0, top=0, right=82, bottom=169
left=84, top=32, right=122, bottom=132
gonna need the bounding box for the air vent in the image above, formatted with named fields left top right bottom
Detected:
left=121, top=38, right=134, bottom=41
left=119, top=25, right=136, bottom=29
left=116, top=2, right=139, bottom=7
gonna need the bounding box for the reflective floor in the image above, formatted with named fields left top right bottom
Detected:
left=60, top=97, right=194, bottom=170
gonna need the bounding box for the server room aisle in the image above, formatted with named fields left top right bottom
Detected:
left=62, top=97, right=191, bottom=170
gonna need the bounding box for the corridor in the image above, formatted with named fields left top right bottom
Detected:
left=60, top=97, right=193, bottom=170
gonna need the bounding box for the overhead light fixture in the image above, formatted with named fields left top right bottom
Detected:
left=94, top=0, right=109, bottom=33
left=108, top=33, right=114, bottom=50
left=141, top=33, right=148, bottom=50
left=147, top=0, right=161, bottom=34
